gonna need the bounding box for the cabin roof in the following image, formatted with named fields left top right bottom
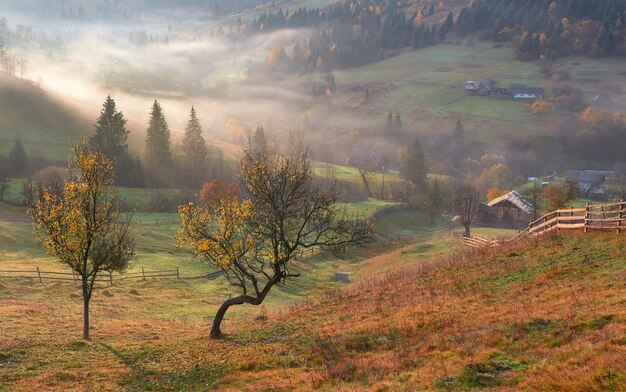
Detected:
left=487, top=191, right=534, bottom=214
left=566, top=170, right=605, bottom=184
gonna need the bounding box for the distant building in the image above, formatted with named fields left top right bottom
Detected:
left=465, top=81, right=480, bottom=92
left=511, top=84, right=544, bottom=99
left=479, top=79, right=495, bottom=95
left=566, top=170, right=607, bottom=200
left=465, top=80, right=544, bottom=99
left=348, top=148, right=389, bottom=172
left=487, top=191, right=534, bottom=229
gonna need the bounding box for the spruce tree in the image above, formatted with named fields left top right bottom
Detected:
left=400, top=136, right=427, bottom=187
left=253, top=125, right=268, bottom=150
left=9, top=137, right=28, bottom=176
left=425, top=179, right=443, bottom=225
left=182, top=107, right=207, bottom=187
left=145, top=100, right=172, bottom=170
left=90, top=96, right=129, bottom=160
left=395, top=112, right=402, bottom=133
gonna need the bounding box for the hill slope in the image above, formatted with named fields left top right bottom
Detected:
left=0, top=232, right=623, bottom=390
left=0, top=74, right=90, bottom=162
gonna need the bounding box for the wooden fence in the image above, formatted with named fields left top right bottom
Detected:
left=458, top=235, right=499, bottom=249
left=459, top=200, right=625, bottom=249
left=526, top=201, right=625, bottom=235
left=0, top=266, right=222, bottom=286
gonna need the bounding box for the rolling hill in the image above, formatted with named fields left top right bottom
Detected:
left=0, top=230, right=623, bottom=390
left=0, top=74, right=90, bottom=162
left=333, top=40, right=626, bottom=145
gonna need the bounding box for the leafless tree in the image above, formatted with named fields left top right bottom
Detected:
left=357, top=161, right=376, bottom=198
left=0, top=49, right=16, bottom=76
left=452, top=183, right=480, bottom=237
left=17, top=58, right=27, bottom=78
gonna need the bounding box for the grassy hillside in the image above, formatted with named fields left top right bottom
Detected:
left=0, top=229, right=623, bottom=390
left=334, top=41, right=626, bottom=143
left=0, top=74, right=90, bottom=162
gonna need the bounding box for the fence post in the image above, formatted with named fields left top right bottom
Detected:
left=584, top=202, right=590, bottom=233
left=141, top=266, right=146, bottom=281
left=109, top=271, right=113, bottom=286
left=176, top=267, right=180, bottom=279
left=618, top=199, right=624, bottom=234
left=36, top=266, right=43, bottom=285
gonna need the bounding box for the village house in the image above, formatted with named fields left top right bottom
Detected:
left=487, top=191, right=534, bottom=229
left=464, top=81, right=480, bottom=92
left=511, top=84, right=544, bottom=99
left=464, top=80, right=544, bottom=99
left=566, top=170, right=608, bottom=200
left=348, top=148, right=389, bottom=172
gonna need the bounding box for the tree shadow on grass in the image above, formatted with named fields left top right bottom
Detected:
left=98, top=342, right=227, bottom=390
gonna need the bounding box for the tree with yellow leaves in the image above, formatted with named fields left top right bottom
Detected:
left=32, top=140, right=135, bottom=340
left=178, top=142, right=372, bottom=338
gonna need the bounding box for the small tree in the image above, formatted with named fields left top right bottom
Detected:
left=252, top=125, right=268, bottom=151
left=0, top=168, right=9, bottom=201
left=399, top=136, right=428, bottom=187
left=9, top=137, right=28, bottom=176
left=452, top=183, right=480, bottom=237
left=357, top=161, right=376, bottom=198
left=21, top=178, right=36, bottom=207
left=425, top=178, right=443, bottom=225
left=520, top=179, right=543, bottom=220
left=32, top=141, right=135, bottom=340
left=199, top=179, right=239, bottom=211
left=541, top=181, right=578, bottom=211
left=178, top=144, right=372, bottom=338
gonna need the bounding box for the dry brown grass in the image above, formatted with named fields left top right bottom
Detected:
left=0, top=232, right=624, bottom=391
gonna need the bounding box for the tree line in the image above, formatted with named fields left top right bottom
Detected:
left=242, top=0, right=626, bottom=77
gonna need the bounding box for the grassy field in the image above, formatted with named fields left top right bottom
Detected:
left=1, top=180, right=181, bottom=212
left=334, top=41, right=626, bottom=144
left=0, top=228, right=622, bottom=390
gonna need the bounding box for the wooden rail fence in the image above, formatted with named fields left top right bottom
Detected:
left=460, top=200, right=625, bottom=249
left=0, top=267, right=222, bottom=286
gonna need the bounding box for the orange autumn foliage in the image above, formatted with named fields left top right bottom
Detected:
left=199, top=179, right=239, bottom=211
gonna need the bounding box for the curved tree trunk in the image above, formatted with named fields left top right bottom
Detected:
left=210, top=279, right=278, bottom=338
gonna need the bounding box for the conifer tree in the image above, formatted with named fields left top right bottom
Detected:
left=90, top=96, right=129, bottom=160
left=395, top=112, right=402, bottom=133
left=9, top=137, right=28, bottom=176
left=145, top=100, right=172, bottom=172
left=400, top=136, right=428, bottom=187
left=425, top=178, right=443, bottom=225
left=182, top=107, right=207, bottom=187
left=90, top=96, right=144, bottom=187
left=253, top=125, right=268, bottom=150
